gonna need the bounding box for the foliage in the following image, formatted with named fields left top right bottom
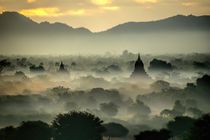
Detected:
left=0, top=126, right=16, bottom=140
left=134, top=129, right=171, bottom=140
left=186, top=114, right=210, bottom=140
left=103, top=122, right=129, bottom=137
left=52, top=111, right=105, bottom=140
left=167, top=116, right=195, bottom=138
left=16, top=121, right=52, bottom=140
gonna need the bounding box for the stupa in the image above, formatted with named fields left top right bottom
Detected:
left=58, top=61, right=68, bottom=73
left=130, top=54, right=149, bottom=79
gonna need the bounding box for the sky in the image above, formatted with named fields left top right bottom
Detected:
left=0, top=0, right=210, bottom=32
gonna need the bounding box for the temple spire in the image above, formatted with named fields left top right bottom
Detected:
left=137, top=53, right=141, bottom=61
left=130, top=53, right=149, bottom=79
left=58, top=61, right=68, bottom=73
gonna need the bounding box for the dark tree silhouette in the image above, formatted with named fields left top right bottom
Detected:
left=29, top=63, right=45, bottom=72
left=52, top=111, right=105, bottom=140
left=0, top=59, right=11, bottom=74
left=16, top=121, right=52, bottom=140
left=167, top=116, right=195, bottom=138
left=186, top=114, right=210, bottom=140
left=134, top=129, right=171, bottom=140
left=103, top=122, right=129, bottom=139
left=148, top=59, right=173, bottom=72
left=0, top=126, right=16, bottom=140
left=196, top=74, right=210, bottom=94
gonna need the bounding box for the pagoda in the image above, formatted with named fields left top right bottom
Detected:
left=58, top=61, right=68, bottom=73
left=130, top=54, right=149, bottom=79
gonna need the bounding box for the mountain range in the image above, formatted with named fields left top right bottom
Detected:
left=0, top=11, right=90, bottom=35
left=0, top=11, right=210, bottom=54
left=0, top=11, right=210, bottom=35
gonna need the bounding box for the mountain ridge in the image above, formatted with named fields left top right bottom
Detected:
left=102, top=14, right=210, bottom=34
left=0, top=11, right=91, bottom=35
left=0, top=11, right=210, bottom=35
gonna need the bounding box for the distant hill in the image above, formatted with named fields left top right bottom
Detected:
left=103, top=15, right=210, bottom=34
left=0, top=11, right=91, bottom=35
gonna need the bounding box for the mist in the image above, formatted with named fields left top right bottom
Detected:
left=1, top=31, right=209, bottom=55
left=0, top=52, right=210, bottom=139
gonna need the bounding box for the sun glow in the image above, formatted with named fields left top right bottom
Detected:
left=182, top=2, right=196, bottom=6
left=91, top=0, right=112, bottom=5
left=135, top=0, right=158, bottom=4
left=102, top=6, right=120, bottom=11
left=20, top=7, right=61, bottom=17
left=67, top=9, right=86, bottom=16
left=27, top=0, right=37, bottom=3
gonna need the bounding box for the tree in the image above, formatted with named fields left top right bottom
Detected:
left=16, top=121, right=52, bottom=140
left=196, top=75, right=210, bottom=94
left=0, top=126, right=16, bottom=140
left=148, top=59, right=173, bottom=72
left=186, top=114, right=210, bottom=140
left=103, top=122, right=129, bottom=139
left=134, top=129, right=171, bottom=140
left=29, top=63, right=45, bottom=72
left=0, top=59, right=11, bottom=74
left=52, top=111, right=105, bottom=140
left=167, top=116, right=195, bottom=138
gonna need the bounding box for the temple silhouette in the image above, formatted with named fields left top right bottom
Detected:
left=58, top=61, right=68, bottom=73
left=130, top=54, right=150, bottom=79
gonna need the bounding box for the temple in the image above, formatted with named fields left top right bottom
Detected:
left=130, top=54, right=149, bottom=79
left=58, top=61, right=68, bottom=73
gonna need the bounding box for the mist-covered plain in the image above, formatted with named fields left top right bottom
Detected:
left=0, top=51, right=210, bottom=139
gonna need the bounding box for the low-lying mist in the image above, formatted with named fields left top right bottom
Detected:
left=1, top=31, right=209, bottom=55
left=0, top=52, right=210, bottom=138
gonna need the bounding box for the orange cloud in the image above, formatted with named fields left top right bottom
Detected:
left=0, top=7, right=3, bottom=11
left=67, top=9, right=86, bottom=16
left=91, top=0, right=112, bottom=5
left=20, top=7, right=88, bottom=17
left=135, top=0, right=158, bottom=4
left=102, top=6, right=120, bottom=11
left=20, top=7, right=62, bottom=17
left=27, top=0, right=37, bottom=3
left=182, top=2, right=196, bottom=7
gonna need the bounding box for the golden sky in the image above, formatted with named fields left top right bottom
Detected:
left=0, top=0, right=210, bottom=32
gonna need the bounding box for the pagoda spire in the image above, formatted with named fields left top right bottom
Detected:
left=138, top=53, right=141, bottom=60
left=58, top=61, right=68, bottom=73
left=130, top=53, right=149, bottom=79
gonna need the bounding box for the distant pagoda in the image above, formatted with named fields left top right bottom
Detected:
left=130, top=54, right=149, bottom=79
left=58, top=61, right=68, bottom=73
